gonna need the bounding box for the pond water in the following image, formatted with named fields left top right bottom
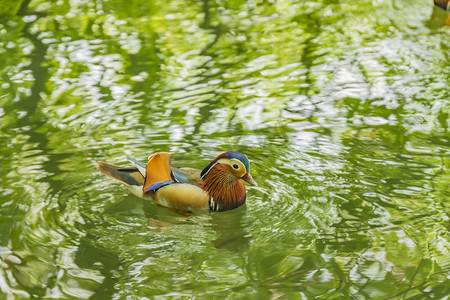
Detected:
left=1, top=0, right=449, bottom=298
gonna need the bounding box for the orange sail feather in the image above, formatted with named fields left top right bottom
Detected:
left=143, top=152, right=172, bottom=192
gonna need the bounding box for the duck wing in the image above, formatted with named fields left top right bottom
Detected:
left=170, top=167, right=202, bottom=186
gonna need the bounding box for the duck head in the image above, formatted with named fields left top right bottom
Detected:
left=200, top=151, right=257, bottom=212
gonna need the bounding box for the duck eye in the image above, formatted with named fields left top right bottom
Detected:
left=232, top=164, right=239, bottom=169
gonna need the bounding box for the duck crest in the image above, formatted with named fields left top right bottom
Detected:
left=201, top=164, right=246, bottom=212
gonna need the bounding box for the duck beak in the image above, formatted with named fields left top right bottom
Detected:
left=242, top=173, right=258, bottom=187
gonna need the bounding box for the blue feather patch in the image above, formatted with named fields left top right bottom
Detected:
left=144, top=180, right=173, bottom=192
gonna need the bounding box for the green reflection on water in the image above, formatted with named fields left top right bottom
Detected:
left=1, top=0, right=449, bottom=298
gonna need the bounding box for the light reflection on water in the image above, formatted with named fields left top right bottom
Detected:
left=1, top=0, right=449, bottom=298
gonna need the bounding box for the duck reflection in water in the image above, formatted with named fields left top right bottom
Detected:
left=209, top=206, right=251, bottom=252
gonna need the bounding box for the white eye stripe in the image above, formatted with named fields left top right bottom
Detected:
left=217, top=158, right=245, bottom=170
left=200, top=158, right=247, bottom=181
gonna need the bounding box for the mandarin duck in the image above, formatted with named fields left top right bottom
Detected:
left=97, top=151, right=257, bottom=212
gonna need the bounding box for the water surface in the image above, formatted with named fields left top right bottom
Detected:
left=1, top=0, right=449, bottom=298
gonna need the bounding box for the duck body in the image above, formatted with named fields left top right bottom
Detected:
left=97, top=151, right=257, bottom=212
